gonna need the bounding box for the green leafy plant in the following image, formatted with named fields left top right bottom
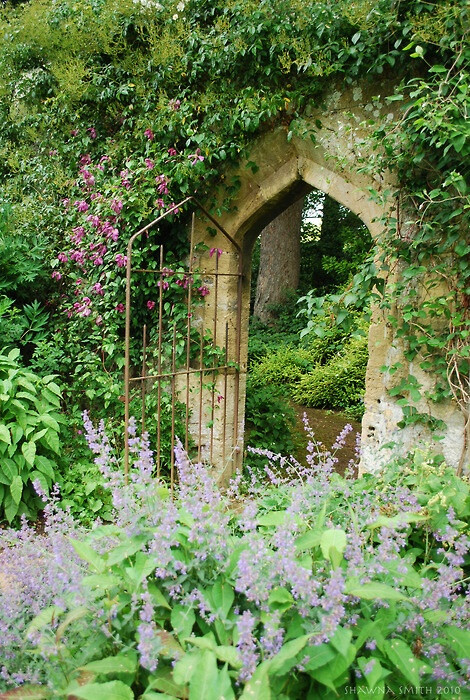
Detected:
left=0, top=348, right=64, bottom=523
left=1, top=425, right=469, bottom=698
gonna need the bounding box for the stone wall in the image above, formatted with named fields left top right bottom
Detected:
left=188, top=78, right=467, bottom=479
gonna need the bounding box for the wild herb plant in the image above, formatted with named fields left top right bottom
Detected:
left=1, top=417, right=468, bottom=698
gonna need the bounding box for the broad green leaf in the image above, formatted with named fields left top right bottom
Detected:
left=38, top=413, right=60, bottom=432
left=22, top=440, right=36, bottom=466
left=239, top=662, right=271, bottom=700
left=444, top=626, right=470, bottom=659
left=125, top=551, right=157, bottom=590
left=330, top=627, right=353, bottom=658
left=257, top=511, right=286, bottom=527
left=0, top=424, right=11, bottom=444
left=209, top=580, right=234, bottom=619
left=16, top=377, right=37, bottom=394
left=303, top=643, right=336, bottom=671
left=383, top=639, right=421, bottom=687
left=11, top=425, right=24, bottom=448
left=82, top=574, right=120, bottom=589
left=55, top=606, right=89, bottom=641
left=148, top=667, right=189, bottom=698
left=171, top=605, right=195, bottom=643
left=34, top=456, right=55, bottom=480
left=69, top=539, right=105, bottom=573
left=26, top=606, right=63, bottom=637
left=106, top=535, right=147, bottom=567
left=148, top=583, right=172, bottom=609
left=214, top=664, right=235, bottom=700
left=345, top=581, right=407, bottom=601
left=310, top=644, right=356, bottom=689
left=173, top=652, right=199, bottom=685
left=66, top=681, right=133, bottom=700
left=357, top=656, right=385, bottom=690
left=43, top=381, right=62, bottom=396
left=320, top=529, right=347, bottom=566
left=0, top=458, right=17, bottom=483
left=42, top=429, right=60, bottom=454
left=188, top=649, right=219, bottom=700
left=269, top=635, right=310, bottom=676
left=4, top=492, right=19, bottom=522
left=79, top=654, right=137, bottom=675
left=267, top=587, right=293, bottom=612
left=295, top=530, right=322, bottom=551
left=10, top=475, right=23, bottom=505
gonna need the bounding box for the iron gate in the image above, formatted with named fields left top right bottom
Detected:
left=123, top=197, right=243, bottom=489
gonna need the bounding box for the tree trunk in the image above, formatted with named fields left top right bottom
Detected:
left=253, top=198, right=303, bottom=324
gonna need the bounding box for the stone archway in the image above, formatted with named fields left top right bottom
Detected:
left=190, top=79, right=466, bottom=479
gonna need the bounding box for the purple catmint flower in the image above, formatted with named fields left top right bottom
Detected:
left=236, top=611, right=258, bottom=681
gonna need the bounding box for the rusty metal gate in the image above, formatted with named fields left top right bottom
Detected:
left=123, top=197, right=243, bottom=488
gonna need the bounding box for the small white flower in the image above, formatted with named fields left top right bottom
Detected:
left=173, top=12, right=178, bottom=19
left=177, top=1, right=185, bottom=10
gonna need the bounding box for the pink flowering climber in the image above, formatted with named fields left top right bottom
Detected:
left=115, top=254, right=127, bottom=268
left=144, top=128, right=154, bottom=141
left=147, top=300, right=156, bottom=310
left=111, top=199, right=123, bottom=214
left=188, top=148, right=204, bottom=165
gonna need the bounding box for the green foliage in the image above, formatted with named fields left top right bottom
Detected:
left=244, top=380, right=297, bottom=463
left=292, top=334, right=368, bottom=420
left=3, top=436, right=469, bottom=697
left=0, top=347, right=64, bottom=523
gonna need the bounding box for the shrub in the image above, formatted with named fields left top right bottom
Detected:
left=0, top=419, right=469, bottom=698
left=292, top=334, right=368, bottom=418
left=249, top=345, right=318, bottom=389
left=244, top=380, right=297, bottom=464
left=0, top=348, right=64, bottom=523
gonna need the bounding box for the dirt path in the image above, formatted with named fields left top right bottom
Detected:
left=291, top=404, right=361, bottom=476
